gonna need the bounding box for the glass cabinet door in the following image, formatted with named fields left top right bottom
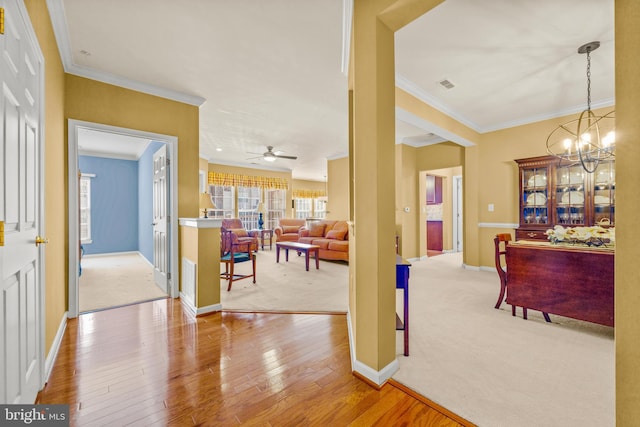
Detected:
left=521, top=166, right=549, bottom=225
left=593, top=161, right=615, bottom=226
left=555, top=164, right=586, bottom=225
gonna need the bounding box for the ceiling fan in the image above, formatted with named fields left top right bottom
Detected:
left=248, top=145, right=298, bottom=162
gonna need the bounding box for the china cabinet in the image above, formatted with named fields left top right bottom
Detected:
left=515, top=155, right=615, bottom=241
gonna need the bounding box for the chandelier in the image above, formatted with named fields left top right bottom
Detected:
left=546, top=41, right=615, bottom=173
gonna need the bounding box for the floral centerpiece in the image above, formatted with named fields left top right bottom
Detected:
left=545, top=225, right=615, bottom=247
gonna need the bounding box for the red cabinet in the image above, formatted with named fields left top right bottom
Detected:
left=427, top=221, right=443, bottom=251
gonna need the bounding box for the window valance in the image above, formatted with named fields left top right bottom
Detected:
left=292, top=189, right=327, bottom=199
left=208, top=172, right=289, bottom=190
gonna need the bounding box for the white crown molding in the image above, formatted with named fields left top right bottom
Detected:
left=396, top=73, right=616, bottom=135
left=396, top=107, right=476, bottom=147
left=341, top=0, right=353, bottom=76
left=396, top=74, right=482, bottom=132
left=78, top=149, right=139, bottom=161
left=46, top=0, right=206, bottom=107
left=481, top=99, right=616, bottom=133
left=398, top=134, right=446, bottom=147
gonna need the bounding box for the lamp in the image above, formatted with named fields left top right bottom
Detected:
left=546, top=41, right=615, bottom=173
left=256, top=202, right=266, bottom=229
left=199, top=192, right=215, bottom=218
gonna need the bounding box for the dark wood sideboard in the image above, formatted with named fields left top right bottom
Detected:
left=506, top=241, right=614, bottom=327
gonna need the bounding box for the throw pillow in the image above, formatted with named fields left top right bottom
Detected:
left=326, top=229, right=347, bottom=240
left=309, top=223, right=325, bottom=237
left=230, top=228, right=248, bottom=238
left=282, top=225, right=300, bottom=234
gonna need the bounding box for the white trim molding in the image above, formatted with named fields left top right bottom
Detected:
left=46, top=0, right=205, bottom=107
left=45, top=312, right=68, bottom=382
left=478, top=222, right=519, bottom=228
left=181, top=298, right=222, bottom=317
left=346, top=308, right=400, bottom=387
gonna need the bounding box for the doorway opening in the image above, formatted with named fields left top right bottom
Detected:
left=68, top=120, right=179, bottom=318
left=420, top=166, right=463, bottom=259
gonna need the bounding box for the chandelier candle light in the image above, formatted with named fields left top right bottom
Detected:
left=546, top=41, right=615, bottom=173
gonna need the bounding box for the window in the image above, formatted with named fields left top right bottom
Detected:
left=238, top=186, right=261, bottom=230
left=79, top=174, right=93, bottom=243
left=209, top=185, right=234, bottom=218
left=265, top=189, right=286, bottom=230
left=295, top=198, right=312, bottom=219
left=207, top=172, right=288, bottom=229
left=314, top=197, right=327, bottom=219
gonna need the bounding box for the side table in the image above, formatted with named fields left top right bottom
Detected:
left=251, top=229, right=273, bottom=250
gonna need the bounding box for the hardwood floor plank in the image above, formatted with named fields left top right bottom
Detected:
left=37, top=298, right=468, bottom=426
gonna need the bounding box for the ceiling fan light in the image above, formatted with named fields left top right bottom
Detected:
left=264, top=154, right=277, bottom=162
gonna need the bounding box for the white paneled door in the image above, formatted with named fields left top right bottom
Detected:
left=0, top=0, right=45, bottom=404
left=153, top=145, right=169, bottom=292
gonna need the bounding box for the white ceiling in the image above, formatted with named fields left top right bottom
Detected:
left=50, top=0, right=614, bottom=181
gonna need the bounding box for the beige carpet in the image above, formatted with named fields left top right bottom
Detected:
left=220, top=248, right=349, bottom=312
left=393, top=253, right=614, bottom=427
left=79, top=252, right=168, bottom=313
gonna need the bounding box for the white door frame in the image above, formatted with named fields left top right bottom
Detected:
left=452, top=175, right=463, bottom=252
left=67, top=120, right=179, bottom=318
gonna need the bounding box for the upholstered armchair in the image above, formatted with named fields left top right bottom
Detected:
left=221, top=219, right=259, bottom=252
left=274, top=218, right=306, bottom=242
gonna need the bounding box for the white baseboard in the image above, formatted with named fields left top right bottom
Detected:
left=197, top=303, right=222, bottom=316
left=45, top=311, right=68, bottom=382
left=353, top=358, right=399, bottom=387
left=180, top=296, right=222, bottom=316
left=82, top=250, right=140, bottom=258
left=346, top=308, right=400, bottom=387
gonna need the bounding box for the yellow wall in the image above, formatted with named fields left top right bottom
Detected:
left=65, top=75, right=200, bottom=219
left=26, top=1, right=200, bottom=355
left=180, top=226, right=220, bottom=307
left=25, top=0, right=67, bottom=353
left=474, top=106, right=613, bottom=267
left=395, top=145, right=418, bottom=257
left=327, top=157, right=350, bottom=220
left=616, top=0, right=640, bottom=423
left=292, top=178, right=326, bottom=193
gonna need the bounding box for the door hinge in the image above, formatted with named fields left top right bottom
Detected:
left=166, top=158, right=170, bottom=166
left=167, top=272, right=171, bottom=280
left=1, top=8, right=5, bottom=35
left=0, top=221, right=4, bottom=246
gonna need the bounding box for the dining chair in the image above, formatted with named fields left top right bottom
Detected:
left=220, top=227, right=256, bottom=291
left=494, top=233, right=550, bottom=322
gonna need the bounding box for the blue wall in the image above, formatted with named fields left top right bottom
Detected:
left=79, top=156, right=139, bottom=255
left=138, top=142, right=165, bottom=262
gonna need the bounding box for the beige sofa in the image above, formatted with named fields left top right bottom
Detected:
left=298, top=220, right=349, bottom=262
left=274, top=218, right=306, bottom=242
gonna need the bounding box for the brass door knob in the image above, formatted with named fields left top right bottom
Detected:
left=35, top=236, right=49, bottom=246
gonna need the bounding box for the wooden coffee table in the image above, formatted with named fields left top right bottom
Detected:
left=276, top=242, right=320, bottom=271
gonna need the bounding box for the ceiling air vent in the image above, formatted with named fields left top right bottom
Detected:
left=438, top=79, right=455, bottom=89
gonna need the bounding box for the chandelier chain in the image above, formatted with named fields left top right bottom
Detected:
left=586, top=50, right=592, bottom=111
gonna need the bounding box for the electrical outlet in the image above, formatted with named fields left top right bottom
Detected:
left=488, top=204, right=495, bottom=212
